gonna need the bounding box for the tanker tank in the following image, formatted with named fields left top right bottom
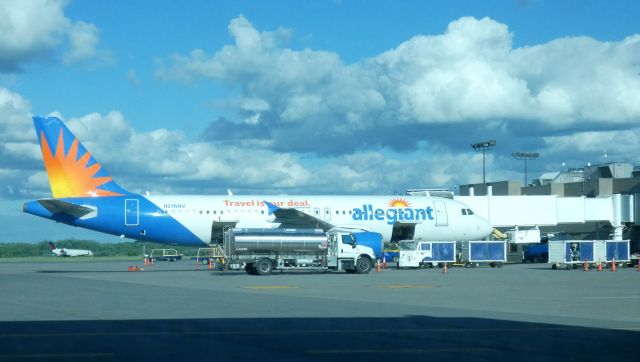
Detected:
left=227, top=228, right=329, bottom=255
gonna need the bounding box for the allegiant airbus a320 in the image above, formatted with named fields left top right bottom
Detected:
left=23, top=116, right=492, bottom=249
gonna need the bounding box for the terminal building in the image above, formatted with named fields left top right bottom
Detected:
left=453, top=162, right=640, bottom=261
left=460, top=162, right=640, bottom=198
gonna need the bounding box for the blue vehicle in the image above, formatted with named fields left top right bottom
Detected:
left=523, top=243, right=548, bottom=263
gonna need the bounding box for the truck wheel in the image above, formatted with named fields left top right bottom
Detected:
left=355, top=257, right=372, bottom=274
left=255, top=258, right=273, bottom=276
left=202, top=259, right=209, bottom=265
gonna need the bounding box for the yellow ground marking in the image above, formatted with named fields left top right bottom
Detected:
left=375, top=284, right=434, bottom=289
left=243, top=285, right=299, bottom=290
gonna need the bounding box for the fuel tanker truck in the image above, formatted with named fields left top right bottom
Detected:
left=223, top=228, right=378, bottom=275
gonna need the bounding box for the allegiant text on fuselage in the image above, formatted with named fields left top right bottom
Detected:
left=352, top=204, right=435, bottom=225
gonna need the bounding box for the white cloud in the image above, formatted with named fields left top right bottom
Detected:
left=0, top=87, right=33, bottom=141
left=0, top=0, right=102, bottom=71
left=543, top=128, right=640, bottom=165
left=157, top=15, right=640, bottom=137
left=63, top=21, right=99, bottom=64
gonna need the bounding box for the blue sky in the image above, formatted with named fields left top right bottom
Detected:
left=1, top=0, right=639, bottom=242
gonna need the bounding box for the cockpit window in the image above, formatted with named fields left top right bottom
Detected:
left=467, top=209, right=474, bottom=215
left=461, top=209, right=467, bottom=215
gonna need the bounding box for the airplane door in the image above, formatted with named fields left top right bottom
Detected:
left=125, top=199, right=139, bottom=226
left=434, top=200, right=448, bottom=226
left=324, top=208, right=331, bottom=221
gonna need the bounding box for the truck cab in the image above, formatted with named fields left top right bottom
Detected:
left=326, top=231, right=374, bottom=273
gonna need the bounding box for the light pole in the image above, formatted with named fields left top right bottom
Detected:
left=512, top=152, right=539, bottom=186
left=471, top=140, right=496, bottom=185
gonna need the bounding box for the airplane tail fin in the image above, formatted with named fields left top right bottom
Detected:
left=48, top=241, right=56, bottom=250
left=33, top=116, right=130, bottom=198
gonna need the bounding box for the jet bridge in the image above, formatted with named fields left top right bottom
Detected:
left=456, top=190, right=635, bottom=240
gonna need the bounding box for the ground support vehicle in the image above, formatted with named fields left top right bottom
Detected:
left=460, top=241, right=507, bottom=268
left=150, top=248, right=183, bottom=262
left=548, top=240, right=630, bottom=270
left=397, top=240, right=455, bottom=268
left=522, top=243, right=549, bottom=263
left=194, top=245, right=225, bottom=268
left=383, top=248, right=400, bottom=263
left=223, top=228, right=377, bottom=275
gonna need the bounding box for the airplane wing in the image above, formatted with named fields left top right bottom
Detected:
left=37, top=199, right=96, bottom=219
left=265, top=201, right=334, bottom=231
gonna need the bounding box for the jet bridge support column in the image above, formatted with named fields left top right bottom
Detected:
left=612, top=226, right=624, bottom=240
left=611, top=194, right=634, bottom=240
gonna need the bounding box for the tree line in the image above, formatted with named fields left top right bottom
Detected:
left=0, top=239, right=201, bottom=258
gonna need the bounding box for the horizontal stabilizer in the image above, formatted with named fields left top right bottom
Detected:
left=37, top=199, right=96, bottom=219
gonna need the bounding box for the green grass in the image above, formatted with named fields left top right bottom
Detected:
left=0, top=256, right=145, bottom=263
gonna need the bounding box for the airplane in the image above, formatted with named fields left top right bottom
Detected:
left=23, top=116, right=493, bottom=254
left=48, top=241, right=93, bottom=257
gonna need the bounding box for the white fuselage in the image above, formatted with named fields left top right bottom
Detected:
left=52, top=248, right=93, bottom=257
left=144, top=194, right=493, bottom=244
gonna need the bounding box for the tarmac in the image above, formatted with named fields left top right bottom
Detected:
left=1, top=259, right=639, bottom=361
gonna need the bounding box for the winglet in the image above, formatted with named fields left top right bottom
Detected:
left=263, top=201, right=279, bottom=215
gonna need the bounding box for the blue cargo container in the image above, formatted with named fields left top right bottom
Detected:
left=461, top=241, right=507, bottom=267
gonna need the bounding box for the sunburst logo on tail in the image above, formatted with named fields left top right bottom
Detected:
left=40, top=129, right=123, bottom=198
left=388, top=198, right=411, bottom=208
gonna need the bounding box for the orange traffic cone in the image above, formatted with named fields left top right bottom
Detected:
left=382, top=256, right=387, bottom=269
left=611, top=259, right=617, bottom=272
left=442, top=263, right=448, bottom=274
left=208, top=258, right=213, bottom=270
left=583, top=258, right=588, bottom=272
left=597, top=261, right=603, bottom=272
left=376, top=260, right=381, bottom=272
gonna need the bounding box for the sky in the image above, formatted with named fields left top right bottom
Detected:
left=1, top=0, right=639, bottom=242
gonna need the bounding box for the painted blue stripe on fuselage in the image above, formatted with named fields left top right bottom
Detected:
left=26, top=195, right=205, bottom=246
